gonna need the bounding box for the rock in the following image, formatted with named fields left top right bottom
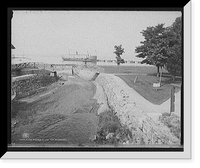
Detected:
left=92, top=81, right=110, bottom=115
left=11, top=120, right=17, bottom=128
left=162, top=112, right=171, bottom=117
left=89, top=134, right=97, bottom=141
left=106, top=132, right=115, bottom=140
left=11, top=90, right=16, bottom=100
left=95, top=73, right=180, bottom=145
left=159, top=114, right=181, bottom=139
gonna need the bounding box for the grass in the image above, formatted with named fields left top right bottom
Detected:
left=99, top=65, right=168, bottom=75
left=159, top=114, right=181, bottom=139
left=99, top=65, right=182, bottom=105
left=117, top=75, right=181, bottom=105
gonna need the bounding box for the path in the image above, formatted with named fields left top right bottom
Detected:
left=111, top=74, right=181, bottom=117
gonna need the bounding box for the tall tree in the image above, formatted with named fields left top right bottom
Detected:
left=164, top=17, right=182, bottom=80
left=114, top=45, right=125, bottom=71
left=135, top=24, right=168, bottom=76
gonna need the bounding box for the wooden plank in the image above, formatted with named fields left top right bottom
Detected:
left=170, top=86, right=175, bottom=113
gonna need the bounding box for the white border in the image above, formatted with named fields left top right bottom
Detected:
left=182, top=0, right=191, bottom=159
left=3, top=3, right=191, bottom=159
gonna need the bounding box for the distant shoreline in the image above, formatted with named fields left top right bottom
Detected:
left=12, top=56, right=146, bottom=66
left=12, top=59, right=153, bottom=67
left=97, top=62, right=153, bottom=66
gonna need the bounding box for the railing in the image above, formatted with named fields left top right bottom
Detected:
left=11, top=62, right=36, bottom=71
left=11, top=62, right=74, bottom=71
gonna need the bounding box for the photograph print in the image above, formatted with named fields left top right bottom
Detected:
left=7, top=5, right=191, bottom=157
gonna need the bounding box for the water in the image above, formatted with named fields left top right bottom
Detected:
left=25, top=55, right=65, bottom=64
left=12, top=54, right=151, bottom=66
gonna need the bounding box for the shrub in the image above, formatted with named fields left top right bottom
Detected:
left=159, top=114, right=181, bottom=139
left=94, top=110, right=132, bottom=145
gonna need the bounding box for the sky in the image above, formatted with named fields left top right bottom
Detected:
left=11, top=10, right=182, bottom=61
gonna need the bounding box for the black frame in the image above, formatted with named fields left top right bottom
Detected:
left=3, top=3, right=190, bottom=158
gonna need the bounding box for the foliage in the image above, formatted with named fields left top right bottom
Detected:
left=159, top=114, right=181, bottom=139
left=135, top=17, right=182, bottom=78
left=164, top=17, right=182, bottom=78
left=114, top=45, right=125, bottom=65
left=95, top=110, right=132, bottom=145
left=135, top=24, right=168, bottom=70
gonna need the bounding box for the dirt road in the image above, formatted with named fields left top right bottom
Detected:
left=11, top=76, right=99, bottom=146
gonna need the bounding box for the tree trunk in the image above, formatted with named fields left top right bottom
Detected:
left=117, top=64, right=120, bottom=72
left=156, top=65, right=160, bottom=77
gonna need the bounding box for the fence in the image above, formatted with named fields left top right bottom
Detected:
left=11, top=74, right=57, bottom=100
left=11, top=62, right=74, bottom=71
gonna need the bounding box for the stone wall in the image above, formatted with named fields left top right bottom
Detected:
left=73, top=65, right=104, bottom=81
left=12, top=74, right=57, bottom=99
left=95, top=73, right=180, bottom=145
left=12, top=68, right=52, bottom=77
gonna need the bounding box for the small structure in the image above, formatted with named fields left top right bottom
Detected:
left=11, top=44, right=15, bottom=49
left=153, top=82, right=161, bottom=88
left=11, top=44, right=15, bottom=58
left=50, top=71, right=57, bottom=78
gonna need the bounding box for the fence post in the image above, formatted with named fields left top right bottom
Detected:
left=72, top=66, right=74, bottom=75
left=170, top=86, right=175, bottom=114
left=134, top=76, right=138, bottom=83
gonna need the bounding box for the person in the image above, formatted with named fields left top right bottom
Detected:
left=50, top=64, right=54, bottom=71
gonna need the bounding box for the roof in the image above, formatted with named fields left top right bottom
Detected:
left=11, top=44, right=15, bottom=49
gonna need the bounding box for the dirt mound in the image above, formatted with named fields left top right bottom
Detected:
left=11, top=76, right=99, bottom=146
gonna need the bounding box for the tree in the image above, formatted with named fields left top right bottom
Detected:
left=135, top=24, right=168, bottom=77
left=114, top=45, right=125, bottom=71
left=135, top=17, right=182, bottom=80
left=164, top=17, right=182, bottom=80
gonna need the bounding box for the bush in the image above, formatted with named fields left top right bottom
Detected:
left=94, top=110, right=132, bottom=145
left=159, top=114, right=181, bottom=139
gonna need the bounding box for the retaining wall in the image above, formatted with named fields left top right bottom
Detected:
left=11, top=74, right=57, bottom=99
left=94, top=73, right=180, bottom=145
